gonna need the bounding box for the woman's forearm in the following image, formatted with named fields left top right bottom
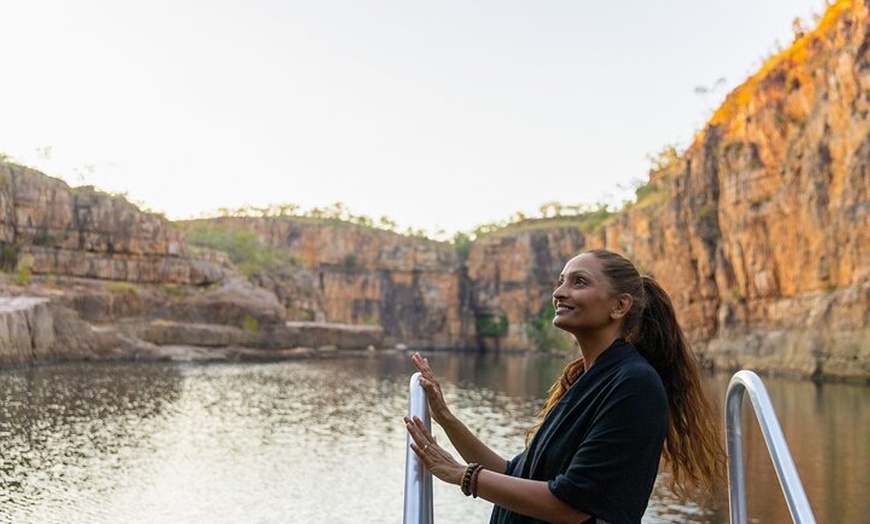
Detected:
left=407, top=415, right=587, bottom=523
left=474, top=469, right=590, bottom=524
left=437, top=413, right=507, bottom=473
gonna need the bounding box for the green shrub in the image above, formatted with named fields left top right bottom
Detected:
left=0, top=244, right=17, bottom=272
left=453, top=231, right=472, bottom=262
left=32, top=229, right=55, bottom=246
left=342, top=254, right=357, bottom=272
left=15, top=253, right=33, bottom=286
left=647, top=144, right=681, bottom=175
left=106, top=282, right=137, bottom=293
left=576, top=206, right=614, bottom=234
left=177, top=222, right=295, bottom=276
left=634, top=181, right=660, bottom=202
left=476, top=311, right=509, bottom=338
left=242, top=315, right=260, bottom=333
left=161, top=284, right=190, bottom=300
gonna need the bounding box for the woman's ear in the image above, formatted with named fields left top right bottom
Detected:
left=610, top=294, right=633, bottom=319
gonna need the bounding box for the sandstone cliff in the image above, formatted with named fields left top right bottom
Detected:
left=464, top=225, right=585, bottom=351
left=448, top=3, right=868, bottom=381
left=179, top=217, right=470, bottom=350
left=595, top=0, right=869, bottom=380
left=0, top=166, right=365, bottom=363
left=0, top=0, right=866, bottom=381
left=0, top=163, right=223, bottom=285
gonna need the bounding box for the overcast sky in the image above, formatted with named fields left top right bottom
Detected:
left=1, top=0, right=827, bottom=236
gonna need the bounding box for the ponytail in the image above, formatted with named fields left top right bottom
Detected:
left=629, top=276, right=725, bottom=499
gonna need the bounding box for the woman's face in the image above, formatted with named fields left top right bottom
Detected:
left=551, top=253, right=619, bottom=336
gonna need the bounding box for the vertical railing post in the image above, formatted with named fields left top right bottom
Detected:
left=725, top=370, right=816, bottom=524
left=725, top=373, right=749, bottom=524
left=403, top=372, right=434, bottom=524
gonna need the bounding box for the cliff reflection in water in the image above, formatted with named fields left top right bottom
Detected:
left=706, top=373, right=869, bottom=524
left=0, top=352, right=866, bottom=523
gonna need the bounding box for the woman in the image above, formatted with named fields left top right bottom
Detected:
left=404, top=249, right=725, bottom=524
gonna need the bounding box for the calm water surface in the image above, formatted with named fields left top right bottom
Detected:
left=0, top=352, right=866, bottom=523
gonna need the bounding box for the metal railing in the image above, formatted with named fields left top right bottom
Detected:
left=725, top=370, right=816, bottom=523
left=403, top=372, right=434, bottom=524
left=402, top=368, right=816, bottom=524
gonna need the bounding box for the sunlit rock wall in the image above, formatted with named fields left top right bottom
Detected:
left=194, top=217, right=471, bottom=349
left=464, top=226, right=586, bottom=350
left=0, top=164, right=222, bottom=285
left=601, top=0, right=869, bottom=379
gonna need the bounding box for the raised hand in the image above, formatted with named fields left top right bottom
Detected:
left=411, top=352, right=453, bottom=425
left=404, top=415, right=465, bottom=485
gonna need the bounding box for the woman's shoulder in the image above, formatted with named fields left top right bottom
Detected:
left=611, top=347, right=666, bottom=395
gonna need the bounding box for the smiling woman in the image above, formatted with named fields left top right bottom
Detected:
left=543, top=250, right=726, bottom=500
left=405, top=249, right=726, bottom=524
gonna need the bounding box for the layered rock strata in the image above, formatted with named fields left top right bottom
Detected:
left=0, top=164, right=223, bottom=285
left=597, top=0, right=869, bottom=380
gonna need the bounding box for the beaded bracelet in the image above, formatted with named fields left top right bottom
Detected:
left=469, top=463, right=484, bottom=498
left=460, top=463, right=483, bottom=496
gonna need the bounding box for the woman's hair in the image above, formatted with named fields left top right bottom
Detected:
left=528, top=249, right=725, bottom=499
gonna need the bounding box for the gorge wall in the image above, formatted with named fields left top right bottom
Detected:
left=456, top=0, right=867, bottom=380
left=182, top=218, right=588, bottom=351
left=598, top=0, right=869, bottom=380
left=0, top=163, right=224, bottom=285
left=0, top=0, right=866, bottom=381
left=183, top=217, right=470, bottom=349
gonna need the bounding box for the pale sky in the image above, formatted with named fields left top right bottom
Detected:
left=1, top=0, right=826, bottom=236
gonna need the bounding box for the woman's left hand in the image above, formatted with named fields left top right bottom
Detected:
left=404, top=415, right=466, bottom=485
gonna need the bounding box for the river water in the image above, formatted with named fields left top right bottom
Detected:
left=0, top=351, right=866, bottom=523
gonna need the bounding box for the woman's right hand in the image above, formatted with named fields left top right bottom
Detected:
left=411, top=352, right=453, bottom=426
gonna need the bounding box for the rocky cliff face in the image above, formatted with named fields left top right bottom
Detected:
left=0, top=296, right=119, bottom=363
left=188, top=218, right=588, bottom=351
left=0, top=166, right=305, bottom=363
left=0, top=1, right=865, bottom=380
left=598, top=0, right=869, bottom=380
left=183, top=217, right=471, bottom=349
left=0, top=164, right=223, bottom=285
left=460, top=3, right=868, bottom=378
left=464, top=226, right=586, bottom=350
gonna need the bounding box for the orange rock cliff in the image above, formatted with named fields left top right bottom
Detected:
left=0, top=0, right=866, bottom=381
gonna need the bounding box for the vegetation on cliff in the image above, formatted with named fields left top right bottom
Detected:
left=175, top=220, right=297, bottom=277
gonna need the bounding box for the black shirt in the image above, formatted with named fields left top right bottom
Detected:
left=489, top=339, right=668, bottom=524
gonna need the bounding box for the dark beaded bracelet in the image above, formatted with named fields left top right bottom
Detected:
left=460, top=463, right=482, bottom=496
left=469, top=464, right=484, bottom=498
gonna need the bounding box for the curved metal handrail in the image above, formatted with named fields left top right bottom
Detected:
left=403, top=372, right=434, bottom=524
left=725, top=370, right=816, bottom=523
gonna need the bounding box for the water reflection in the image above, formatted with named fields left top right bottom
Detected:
left=0, top=363, right=183, bottom=523
left=704, top=374, right=870, bottom=523
left=0, top=353, right=865, bottom=523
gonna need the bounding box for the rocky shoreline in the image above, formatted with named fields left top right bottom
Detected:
left=0, top=282, right=392, bottom=368
left=2, top=288, right=866, bottom=385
